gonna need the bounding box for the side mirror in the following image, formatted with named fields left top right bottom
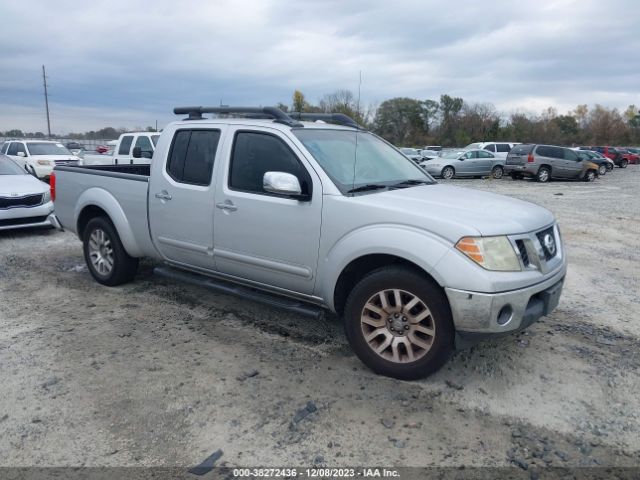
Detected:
left=458, top=157, right=465, bottom=161
left=132, top=146, right=142, bottom=158
left=263, top=171, right=305, bottom=198
left=17, top=151, right=26, bottom=157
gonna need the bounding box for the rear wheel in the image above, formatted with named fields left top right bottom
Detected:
left=620, top=159, right=628, bottom=168
left=491, top=165, right=504, bottom=179
left=343, top=266, right=454, bottom=380
left=598, top=165, right=606, bottom=176
left=83, top=216, right=138, bottom=286
left=536, top=167, right=551, bottom=183
left=606, top=163, right=614, bottom=172
left=441, top=166, right=455, bottom=179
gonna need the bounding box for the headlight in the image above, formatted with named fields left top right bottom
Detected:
left=43, top=190, right=51, bottom=203
left=455, top=236, right=521, bottom=271
left=37, top=159, right=53, bottom=166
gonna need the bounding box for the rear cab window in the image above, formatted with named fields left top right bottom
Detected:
left=166, top=129, right=221, bottom=186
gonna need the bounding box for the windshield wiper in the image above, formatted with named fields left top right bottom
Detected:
left=346, top=184, right=389, bottom=194
left=391, top=179, right=432, bottom=188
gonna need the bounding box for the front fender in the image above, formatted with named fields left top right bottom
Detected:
left=318, top=224, right=453, bottom=311
left=74, top=188, right=144, bottom=257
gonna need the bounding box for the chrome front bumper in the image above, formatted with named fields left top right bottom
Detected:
left=445, top=264, right=566, bottom=347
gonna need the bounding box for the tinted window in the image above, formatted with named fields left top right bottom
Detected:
left=478, top=150, right=494, bottom=158
left=537, top=146, right=563, bottom=159
left=134, top=136, right=154, bottom=156
left=496, top=143, right=511, bottom=153
left=166, top=129, right=220, bottom=186
left=564, top=149, right=579, bottom=161
left=484, top=144, right=496, bottom=152
left=510, top=144, right=534, bottom=155
left=463, top=151, right=477, bottom=159
left=0, top=143, right=8, bottom=154
left=230, top=132, right=311, bottom=196
left=7, top=142, right=26, bottom=155
left=118, top=136, right=133, bottom=155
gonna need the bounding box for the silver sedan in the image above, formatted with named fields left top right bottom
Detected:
left=420, top=149, right=505, bottom=179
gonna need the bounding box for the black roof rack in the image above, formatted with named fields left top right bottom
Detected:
left=173, top=106, right=302, bottom=127
left=289, top=112, right=360, bottom=129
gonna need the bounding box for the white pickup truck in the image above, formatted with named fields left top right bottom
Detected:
left=82, top=132, right=160, bottom=166
left=51, top=106, right=566, bottom=379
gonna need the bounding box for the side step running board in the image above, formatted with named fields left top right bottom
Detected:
left=154, top=266, right=326, bottom=320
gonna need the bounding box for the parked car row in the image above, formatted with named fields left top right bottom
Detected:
left=0, top=140, right=81, bottom=181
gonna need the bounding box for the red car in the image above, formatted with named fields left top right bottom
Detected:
left=615, top=147, right=639, bottom=165
left=589, top=146, right=629, bottom=168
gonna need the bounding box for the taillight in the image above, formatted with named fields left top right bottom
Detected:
left=50, top=172, right=56, bottom=202
left=527, top=153, right=534, bottom=163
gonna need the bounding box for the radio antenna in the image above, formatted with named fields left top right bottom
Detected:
left=351, top=70, right=362, bottom=194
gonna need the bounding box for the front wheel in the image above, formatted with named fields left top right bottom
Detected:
left=83, top=216, right=139, bottom=286
left=584, top=170, right=596, bottom=182
left=343, top=267, right=454, bottom=380
left=491, top=165, right=504, bottom=179
left=620, top=159, right=628, bottom=168
left=441, top=166, right=455, bottom=179
left=606, top=163, right=614, bottom=172
left=598, top=165, right=607, bottom=176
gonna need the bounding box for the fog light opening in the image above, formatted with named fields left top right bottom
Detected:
left=497, top=305, right=514, bottom=326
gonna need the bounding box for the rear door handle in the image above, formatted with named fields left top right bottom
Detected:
left=216, top=201, right=237, bottom=212
left=155, top=191, right=172, bottom=201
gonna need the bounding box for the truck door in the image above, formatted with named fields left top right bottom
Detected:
left=148, top=127, right=222, bottom=270
left=113, top=135, right=133, bottom=165
left=212, top=127, right=322, bottom=295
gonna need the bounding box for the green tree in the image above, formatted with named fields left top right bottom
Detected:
left=373, top=97, right=425, bottom=145
left=292, top=90, right=306, bottom=113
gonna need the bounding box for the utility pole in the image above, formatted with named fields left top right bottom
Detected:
left=42, top=65, right=51, bottom=138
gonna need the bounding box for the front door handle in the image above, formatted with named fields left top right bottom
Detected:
left=155, top=191, right=172, bottom=201
left=216, top=201, right=237, bottom=212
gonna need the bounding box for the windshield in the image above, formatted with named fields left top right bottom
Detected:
left=27, top=142, right=72, bottom=156
left=293, top=129, right=434, bottom=193
left=464, top=143, right=481, bottom=149
left=441, top=150, right=465, bottom=159
left=0, top=156, right=26, bottom=175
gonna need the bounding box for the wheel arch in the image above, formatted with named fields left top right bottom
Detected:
left=74, top=188, right=144, bottom=257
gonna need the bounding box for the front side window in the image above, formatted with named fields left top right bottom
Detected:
left=7, top=143, right=19, bottom=155
left=293, top=129, right=433, bottom=194
left=166, top=129, right=220, bottom=186
left=564, top=148, right=579, bottom=161
left=230, top=131, right=311, bottom=196
left=478, top=150, right=494, bottom=158
left=464, top=151, right=477, bottom=159
left=26, top=142, right=71, bottom=155
left=118, top=136, right=133, bottom=155
left=134, top=136, right=154, bottom=157
left=0, top=143, right=8, bottom=154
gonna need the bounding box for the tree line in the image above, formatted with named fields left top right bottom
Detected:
left=2, top=91, right=639, bottom=147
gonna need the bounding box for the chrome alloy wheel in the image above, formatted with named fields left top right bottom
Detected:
left=442, top=167, right=454, bottom=179
left=360, top=289, right=436, bottom=363
left=88, top=228, right=114, bottom=276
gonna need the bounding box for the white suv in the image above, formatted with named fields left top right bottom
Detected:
left=1, top=140, right=80, bottom=180
left=464, top=142, right=520, bottom=159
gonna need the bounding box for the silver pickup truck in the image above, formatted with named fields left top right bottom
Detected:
left=52, top=106, right=567, bottom=379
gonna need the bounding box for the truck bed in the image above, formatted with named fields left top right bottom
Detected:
left=53, top=164, right=156, bottom=258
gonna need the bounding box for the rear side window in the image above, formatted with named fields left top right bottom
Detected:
left=536, top=146, right=563, bottom=159
left=484, top=144, right=496, bottom=152
left=166, top=129, right=220, bottom=186
left=510, top=144, right=534, bottom=155
left=496, top=144, right=511, bottom=153
left=229, top=131, right=312, bottom=196
left=118, top=136, right=133, bottom=155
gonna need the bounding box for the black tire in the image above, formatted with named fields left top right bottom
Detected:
left=536, top=167, right=551, bottom=183
left=598, top=165, right=606, bottom=176
left=441, top=166, right=455, bottom=179
left=584, top=170, right=596, bottom=182
left=606, top=163, right=614, bottom=172
left=491, top=165, right=504, bottom=179
left=83, top=216, right=138, bottom=286
left=343, top=266, right=454, bottom=380
left=510, top=172, right=524, bottom=180
left=619, top=159, right=628, bottom=168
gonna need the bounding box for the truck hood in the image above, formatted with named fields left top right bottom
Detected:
left=360, top=184, right=555, bottom=238
left=0, top=174, right=48, bottom=196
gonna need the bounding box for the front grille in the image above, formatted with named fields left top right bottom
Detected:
left=536, top=227, right=557, bottom=261
left=515, top=239, right=529, bottom=266
left=0, top=215, right=48, bottom=227
left=54, top=159, right=79, bottom=166
left=0, top=194, right=44, bottom=209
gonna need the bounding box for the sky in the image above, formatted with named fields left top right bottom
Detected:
left=1, top=0, right=639, bottom=134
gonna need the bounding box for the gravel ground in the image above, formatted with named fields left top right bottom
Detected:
left=0, top=166, right=639, bottom=472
